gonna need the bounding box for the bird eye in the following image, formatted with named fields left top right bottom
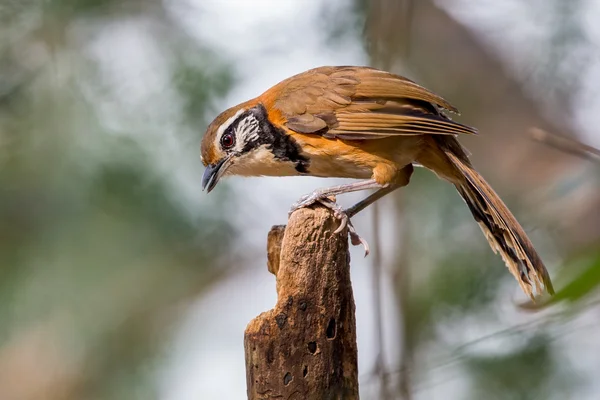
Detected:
left=220, top=133, right=235, bottom=149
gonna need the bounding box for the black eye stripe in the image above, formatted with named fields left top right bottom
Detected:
left=238, top=104, right=309, bottom=173
left=219, top=106, right=309, bottom=174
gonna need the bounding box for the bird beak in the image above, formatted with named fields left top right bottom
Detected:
left=202, top=157, right=231, bottom=193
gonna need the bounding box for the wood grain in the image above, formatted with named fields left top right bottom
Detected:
left=244, top=206, right=359, bottom=400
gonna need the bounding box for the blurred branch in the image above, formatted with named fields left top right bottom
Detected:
left=530, top=128, right=600, bottom=164
left=366, top=0, right=413, bottom=68
left=395, top=195, right=413, bottom=400
left=370, top=202, right=392, bottom=400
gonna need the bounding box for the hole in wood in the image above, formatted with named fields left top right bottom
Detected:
left=307, top=341, right=317, bottom=354
left=326, top=318, right=336, bottom=339
left=303, top=366, right=308, bottom=378
left=283, top=372, right=293, bottom=386
left=299, top=300, right=307, bottom=311
left=275, top=313, right=287, bottom=329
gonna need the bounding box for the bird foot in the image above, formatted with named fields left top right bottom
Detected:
left=289, top=190, right=327, bottom=213
left=289, top=194, right=370, bottom=257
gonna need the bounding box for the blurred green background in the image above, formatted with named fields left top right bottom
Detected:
left=0, top=0, right=599, bottom=399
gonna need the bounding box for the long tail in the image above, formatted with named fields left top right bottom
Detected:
left=424, top=138, right=554, bottom=298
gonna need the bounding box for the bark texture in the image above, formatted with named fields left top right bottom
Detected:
left=245, top=206, right=359, bottom=400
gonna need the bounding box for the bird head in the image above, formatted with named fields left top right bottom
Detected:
left=201, top=102, right=267, bottom=192
left=201, top=100, right=309, bottom=193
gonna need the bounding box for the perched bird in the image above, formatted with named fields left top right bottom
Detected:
left=200, top=66, right=553, bottom=298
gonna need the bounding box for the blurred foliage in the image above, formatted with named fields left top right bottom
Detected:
left=0, top=0, right=236, bottom=398
left=532, top=250, right=600, bottom=309
left=526, top=0, right=591, bottom=111
left=465, top=335, right=576, bottom=400
left=319, top=0, right=367, bottom=48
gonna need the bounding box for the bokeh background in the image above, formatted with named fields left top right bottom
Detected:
left=1, top=0, right=600, bottom=399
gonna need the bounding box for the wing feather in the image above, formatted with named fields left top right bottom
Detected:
left=331, top=113, right=476, bottom=137
left=258, top=66, right=475, bottom=139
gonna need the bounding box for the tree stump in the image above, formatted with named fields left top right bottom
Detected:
left=244, top=205, right=359, bottom=400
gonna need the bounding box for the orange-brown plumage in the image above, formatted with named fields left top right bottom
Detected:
left=200, top=66, right=553, bottom=298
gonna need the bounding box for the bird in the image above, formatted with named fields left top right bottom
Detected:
left=200, top=66, right=554, bottom=298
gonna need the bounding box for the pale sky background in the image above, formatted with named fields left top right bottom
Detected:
left=93, top=0, right=600, bottom=399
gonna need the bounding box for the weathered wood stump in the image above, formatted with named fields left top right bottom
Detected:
left=244, top=206, right=359, bottom=399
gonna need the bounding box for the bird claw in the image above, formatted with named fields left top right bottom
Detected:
left=349, top=225, right=370, bottom=257
left=289, top=191, right=324, bottom=216
left=291, top=195, right=370, bottom=257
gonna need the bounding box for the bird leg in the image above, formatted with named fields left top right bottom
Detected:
left=345, top=164, right=413, bottom=217
left=290, top=179, right=385, bottom=212
left=290, top=179, right=385, bottom=256
left=345, top=185, right=400, bottom=218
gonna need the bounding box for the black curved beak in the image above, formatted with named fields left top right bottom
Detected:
left=202, top=157, right=229, bottom=193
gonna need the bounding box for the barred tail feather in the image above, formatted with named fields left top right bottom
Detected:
left=446, top=152, right=554, bottom=298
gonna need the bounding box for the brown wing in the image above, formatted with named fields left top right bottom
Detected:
left=258, top=66, right=477, bottom=139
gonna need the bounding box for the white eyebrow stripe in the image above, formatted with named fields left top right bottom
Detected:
left=214, top=108, right=246, bottom=153
left=216, top=109, right=245, bottom=138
